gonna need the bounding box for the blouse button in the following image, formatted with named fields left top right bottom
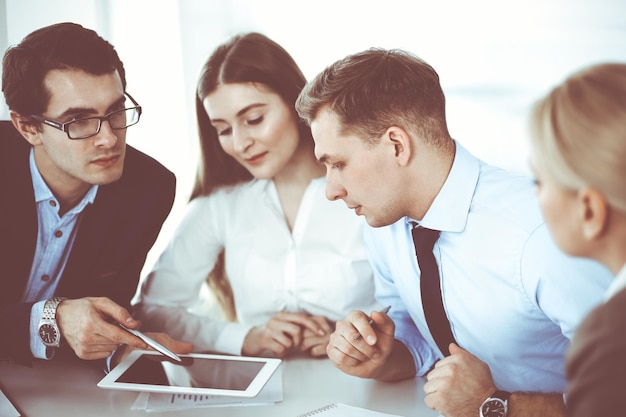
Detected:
left=41, top=275, right=50, bottom=282
left=54, top=230, right=63, bottom=238
left=49, top=200, right=57, bottom=207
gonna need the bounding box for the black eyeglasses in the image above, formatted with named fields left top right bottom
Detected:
left=29, top=92, right=142, bottom=140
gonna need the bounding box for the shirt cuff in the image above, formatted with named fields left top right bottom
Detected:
left=214, top=322, right=254, bottom=355
left=104, top=351, right=116, bottom=374
left=30, top=300, right=54, bottom=360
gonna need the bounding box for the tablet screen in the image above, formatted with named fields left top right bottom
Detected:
left=98, top=351, right=282, bottom=397
left=115, top=354, right=265, bottom=390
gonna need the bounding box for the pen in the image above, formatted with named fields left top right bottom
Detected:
left=354, top=305, right=391, bottom=341
left=119, top=324, right=182, bottom=363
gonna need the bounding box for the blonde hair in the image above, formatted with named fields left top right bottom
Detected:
left=529, top=62, right=626, bottom=213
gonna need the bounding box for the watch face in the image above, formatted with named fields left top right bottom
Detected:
left=39, top=323, right=60, bottom=346
left=482, top=399, right=506, bottom=417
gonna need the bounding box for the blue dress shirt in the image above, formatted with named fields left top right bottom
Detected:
left=23, top=149, right=97, bottom=358
left=364, top=142, right=613, bottom=393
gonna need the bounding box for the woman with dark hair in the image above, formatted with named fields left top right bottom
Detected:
left=136, top=32, right=378, bottom=359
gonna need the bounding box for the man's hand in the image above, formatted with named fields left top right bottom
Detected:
left=56, top=297, right=149, bottom=360
left=111, top=332, right=194, bottom=368
left=326, top=309, right=396, bottom=379
left=242, top=311, right=327, bottom=358
left=423, top=343, right=496, bottom=417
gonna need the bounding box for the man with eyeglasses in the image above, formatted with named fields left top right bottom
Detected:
left=0, top=22, right=192, bottom=367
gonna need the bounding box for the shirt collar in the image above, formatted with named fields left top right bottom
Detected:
left=604, top=263, right=626, bottom=301
left=406, top=140, right=479, bottom=233
left=29, top=148, right=98, bottom=210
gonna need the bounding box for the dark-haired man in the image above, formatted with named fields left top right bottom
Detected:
left=1, top=22, right=192, bottom=366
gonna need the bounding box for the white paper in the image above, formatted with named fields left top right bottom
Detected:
left=0, top=388, right=20, bottom=417
left=131, top=365, right=283, bottom=412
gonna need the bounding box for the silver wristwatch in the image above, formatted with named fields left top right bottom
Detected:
left=38, top=297, right=66, bottom=347
left=480, top=390, right=511, bottom=417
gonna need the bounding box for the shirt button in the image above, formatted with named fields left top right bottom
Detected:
left=49, top=200, right=57, bottom=207
left=54, top=230, right=63, bottom=238
left=41, top=275, right=50, bottom=282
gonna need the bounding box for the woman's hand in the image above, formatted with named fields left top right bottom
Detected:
left=242, top=311, right=329, bottom=358
left=300, top=315, right=334, bottom=357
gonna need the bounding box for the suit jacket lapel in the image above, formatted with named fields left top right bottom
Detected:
left=4, top=129, right=38, bottom=302
left=58, top=185, right=119, bottom=296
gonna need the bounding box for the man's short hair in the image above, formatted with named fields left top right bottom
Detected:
left=295, top=48, right=450, bottom=145
left=2, top=22, right=126, bottom=116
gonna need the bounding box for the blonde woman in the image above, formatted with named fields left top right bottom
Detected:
left=528, top=62, right=626, bottom=417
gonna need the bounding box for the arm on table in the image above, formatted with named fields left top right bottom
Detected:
left=424, top=343, right=565, bottom=417
left=57, top=297, right=192, bottom=366
left=326, top=309, right=416, bottom=381
left=243, top=311, right=331, bottom=358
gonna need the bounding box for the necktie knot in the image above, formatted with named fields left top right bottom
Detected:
left=411, top=226, right=440, bottom=254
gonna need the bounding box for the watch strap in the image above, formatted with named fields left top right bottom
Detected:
left=42, top=297, right=65, bottom=320
left=491, top=390, right=511, bottom=401
left=39, top=297, right=66, bottom=347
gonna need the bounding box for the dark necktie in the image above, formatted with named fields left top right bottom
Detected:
left=411, top=225, right=456, bottom=356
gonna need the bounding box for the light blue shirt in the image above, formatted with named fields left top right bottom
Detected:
left=364, top=142, right=613, bottom=393
left=23, top=149, right=97, bottom=359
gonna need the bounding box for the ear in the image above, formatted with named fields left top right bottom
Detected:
left=578, top=187, right=609, bottom=240
left=384, top=126, right=412, bottom=166
left=10, top=111, right=43, bottom=146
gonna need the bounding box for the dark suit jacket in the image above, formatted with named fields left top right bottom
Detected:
left=566, top=285, right=626, bottom=416
left=0, top=120, right=176, bottom=364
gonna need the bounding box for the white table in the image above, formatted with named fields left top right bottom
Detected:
left=0, top=353, right=439, bottom=416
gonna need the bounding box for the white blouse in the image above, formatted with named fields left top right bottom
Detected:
left=135, top=177, right=378, bottom=355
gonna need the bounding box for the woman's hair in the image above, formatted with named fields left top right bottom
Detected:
left=295, top=47, right=451, bottom=147
left=191, top=32, right=311, bottom=320
left=529, top=62, right=626, bottom=213
left=191, top=32, right=312, bottom=200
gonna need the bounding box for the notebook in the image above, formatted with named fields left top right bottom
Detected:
left=296, top=402, right=404, bottom=416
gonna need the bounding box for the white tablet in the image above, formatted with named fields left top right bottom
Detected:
left=98, top=350, right=282, bottom=398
